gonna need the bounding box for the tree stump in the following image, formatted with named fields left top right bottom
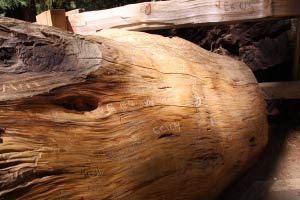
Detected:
left=0, top=18, right=268, bottom=200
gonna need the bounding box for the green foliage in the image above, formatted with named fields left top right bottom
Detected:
left=35, top=0, right=149, bottom=12
left=62, top=0, right=148, bottom=11
left=0, top=0, right=151, bottom=20
left=0, top=0, right=27, bottom=9
left=35, top=0, right=53, bottom=13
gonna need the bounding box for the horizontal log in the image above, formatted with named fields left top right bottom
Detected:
left=259, top=81, right=300, bottom=99
left=0, top=18, right=268, bottom=200
left=67, top=0, right=300, bottom=34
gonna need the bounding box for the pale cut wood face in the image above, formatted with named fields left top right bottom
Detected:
left=0, top=18, right=267, bottom=200
left=66, top=0, right=300, bottom=34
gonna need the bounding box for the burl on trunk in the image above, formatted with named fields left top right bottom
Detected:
left=0, top=18, right=267, bottom=200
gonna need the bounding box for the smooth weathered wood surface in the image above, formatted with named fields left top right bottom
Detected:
left=0, top=18, right=267, bottom=200
left=67, top=0, right=300, bottom=34
left=259, top=81, right=300, bottom=99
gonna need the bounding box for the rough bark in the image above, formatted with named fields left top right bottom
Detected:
left=0, top=17, right=267, bottom=200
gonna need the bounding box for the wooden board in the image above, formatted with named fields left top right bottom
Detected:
left=0, top=18, right=268, bottom=200
left=36, top=9, right=67, bottom=30
left=66, top=9, right=85, bottom=31
left=67, top=0, right=300, bottom=34
left=66, top=8, right=84, bottom=16
left=259, top=81, right=300, bottom=99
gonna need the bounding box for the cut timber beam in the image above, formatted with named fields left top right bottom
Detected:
left=66, top=8, right=84, bottom=16
left=259, top=81, right=300, bottom=99
left=66, top=9, right=85, bottom=32
left=67, top=0, right=300, bottom=34
left=36, top=9, right=67, bottom=30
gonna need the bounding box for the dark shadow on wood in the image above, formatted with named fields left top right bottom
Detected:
left=217, top=101, right=299, bottom=200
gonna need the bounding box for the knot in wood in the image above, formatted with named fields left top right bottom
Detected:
left=141, top=3, right=152, bottom=15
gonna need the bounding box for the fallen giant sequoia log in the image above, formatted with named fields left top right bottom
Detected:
left=0, top=18, right=267, bottom=200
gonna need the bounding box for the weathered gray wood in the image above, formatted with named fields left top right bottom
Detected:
left=66, top=0, right=300, bottom=34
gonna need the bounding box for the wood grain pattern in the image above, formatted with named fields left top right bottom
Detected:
left=0, top=18, right=268, bottom=200
left=66, top=0, right=300, bottom=34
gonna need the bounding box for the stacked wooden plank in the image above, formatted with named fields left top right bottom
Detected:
left=36, top=0, right=300, bottom=35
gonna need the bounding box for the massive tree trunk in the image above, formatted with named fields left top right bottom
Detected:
left=0, top=17, right=267, bottom=200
